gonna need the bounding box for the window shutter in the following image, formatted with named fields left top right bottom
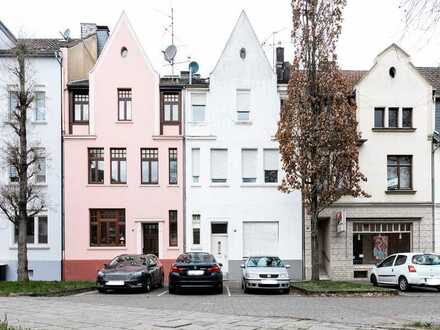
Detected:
left=242, top=149, right=257, bottom=179
left=192, top=93, right=206, bottom=105
left=192, top=148, right=200, bottom=177
left=211, top=149, right=228, bottom=180
left=264, top=149, right=279, bottom=171
left=236, top=90, right=250, bottom=111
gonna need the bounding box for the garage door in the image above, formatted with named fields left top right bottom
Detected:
left=243, top=221, right=279, bottom=257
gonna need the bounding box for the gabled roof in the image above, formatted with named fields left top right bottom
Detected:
left=210, top=10, right=273, bottom=76
left=0, top=20, right=17, bottom=44
left=0, top=38, right=80, bottom=57
left=416, top=67, right=440, bottom=92
left=91, top=11, right=157, bottom=76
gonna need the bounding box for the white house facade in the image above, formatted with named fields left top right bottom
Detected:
left=0, top=22, right=62, bottom=280
left=307, top=44, right=438, bottom=280
left=184, top=11, right=303, bottom=281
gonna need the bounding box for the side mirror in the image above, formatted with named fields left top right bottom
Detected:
left=218, top=263, right=223, bottom=267
left=240, top=264, right=245, bottom=269
left=103, top=264, right=109, bottom=269
left=285, top=264, right=291, bottom=269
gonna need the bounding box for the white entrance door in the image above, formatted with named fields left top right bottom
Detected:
left=211, top=234, right=228, bottom=274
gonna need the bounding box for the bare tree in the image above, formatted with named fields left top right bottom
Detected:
left=276, top=0, right=369, bottom=281
left=401, top=0, right=440, bottom=31
left=0, top=41, right=46, bottom=281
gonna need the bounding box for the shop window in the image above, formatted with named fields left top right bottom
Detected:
left=90, top=209, right=125, bottom=246
left=353, top=222, right=411, bottom=265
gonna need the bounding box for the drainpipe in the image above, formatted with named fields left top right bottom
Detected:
left=182, top=87, right=187, bottom=253
left=54, top=50, right=64, bottom=281
left=302, top=198, right=305, bottom=280
left=432, top=131, right=440, bottom=253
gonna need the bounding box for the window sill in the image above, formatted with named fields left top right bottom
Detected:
left=234, top=120, right=252, bottom=125
left=372, top=128, right=416, bottom=132
left=385, top=189, right=417, bottom=195
left=191, top=184, right=202, bottom=188
left=72, top=121, right=89, bottom=125
left=34, top=183, right=48, bottom=187
left=115, top=121, right=133, bottom=124
left=31, top=121, right=48, bottom=125
left=88, top=247, right=127, bottom=251
left=139, top=184, right=160, bottom=187
left=167, top=184, right=179, bottom=188
left=10, top=245, right=50, bottom=250
left=240, top=183, right=279, bottom=188
left=190, top=246, right=203, bottom=251
left=209, top=184, right=230, bottom=188
left=86, top=184, right=128, bottom=187
left=168, top=247, right=179, bottom=250
left=187, top=121, right=208, bottom=126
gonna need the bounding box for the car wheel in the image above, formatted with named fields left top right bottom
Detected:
left=243, top=281, right=250, bottom=294
left=282, top=287, right=290, bottom=294
left=98, top=288, right=107, bottom=294
left=168, top=284, right=176, bottom=294
left=158, top=274, right=164, bottom=288
left=436, top=286, right=440, bottom=292
left=398, top=276, right=409, bottom=292
left=144, top=277, right=152, bottom=293
left=370, top=274, right=378, bottom=287
left=216, top=283, right=223, bottom=294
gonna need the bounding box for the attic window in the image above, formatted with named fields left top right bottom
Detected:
left=121, top=47, right=128, bottom=58
left=240, top=47, right=246, bottom=59
left=389, top=66, right=396, bottom=78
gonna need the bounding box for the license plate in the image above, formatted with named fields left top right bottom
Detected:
left=187, top=270, right=204, bottom=276
left=106, top=280, right=124, bottom=286
left=261, top=280, right=278, bottom=285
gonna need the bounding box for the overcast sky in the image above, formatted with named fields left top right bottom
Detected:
left=2, top=0, right=440, bottom=76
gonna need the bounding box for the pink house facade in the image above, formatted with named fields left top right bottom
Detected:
left=62, top=13, right=184, bottom=280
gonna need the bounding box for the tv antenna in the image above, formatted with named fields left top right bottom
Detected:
left=261, top=28, right=287, bottom=72
left=161, top=7, right=177, bottom=75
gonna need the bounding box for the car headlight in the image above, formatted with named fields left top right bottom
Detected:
left=130, top=271, right=144, bottom=279
left=279, top=273, right=289, bottom=279
left=246, top=272, right=259, bottom=279
left=97, top=271, right=104, bottom=278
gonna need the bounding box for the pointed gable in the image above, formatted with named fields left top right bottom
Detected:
left=211, top=10, right=273, bottom=80
left=0, top=20, right=17, bottom=50
left=91, top=12, right=157, bottom=77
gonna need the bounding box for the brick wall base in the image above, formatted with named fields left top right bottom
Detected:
left=63, top=259, right=176, bottom=283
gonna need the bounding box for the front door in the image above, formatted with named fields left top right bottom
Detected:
left=143, top=223, right=159, bottom=256
left=211, top=234, right=228, bottom=274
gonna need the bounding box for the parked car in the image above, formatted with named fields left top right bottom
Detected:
left=241, top=256, right=291, bottom=293
left=96, top=254, right=164, bottom=293
left=370, top=253, right=440, bottom=291
left=168, top=252, right=223, bottom=294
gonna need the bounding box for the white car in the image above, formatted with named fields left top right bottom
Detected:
left=370, top=253, right=440, bottom=291
left=241, top=256, right=291, bottom=293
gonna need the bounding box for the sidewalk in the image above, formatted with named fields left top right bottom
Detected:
left=0, top=296, right=389, bottom=330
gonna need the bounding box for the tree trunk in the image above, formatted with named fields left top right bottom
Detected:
left=17, top=50, right=29, bottom=282
left=310, top=192, right=320, bottom=281
left=17, top=217, right=28, bottom=281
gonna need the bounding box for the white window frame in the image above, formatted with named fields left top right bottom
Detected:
left=192, top=148, right=200, bottom=184
left=34, top=91, right=46, bottom=122
left=191, top=93, right=207, bottom=123
left=236, top=89, right=251, bottom=122
left=34, top=148, right=47, bottom=185
left=11, top=215, right=49, bottom=248
left=241, top=148, right=258, bottom=183
left=210, top=148, right=228, bottom=184
left=192, top=214, right=201, bottom=246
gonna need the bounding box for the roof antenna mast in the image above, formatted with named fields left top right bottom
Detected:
left=162, top=6, right=177, bottom=76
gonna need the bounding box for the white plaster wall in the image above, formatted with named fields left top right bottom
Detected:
left=0, top=56, right=62, bottom=279
left=339, top=46, right=433, bottom=204
left=184, top=13, right=302, bottom=274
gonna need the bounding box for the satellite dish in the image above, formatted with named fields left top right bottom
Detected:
left=188, top=61, right=199, bottom=74
left=59, top=28, right=71, bottom=41
left=163, top=45, right=177, bottom=63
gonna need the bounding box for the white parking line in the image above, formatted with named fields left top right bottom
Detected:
left=157, top=290, right=168, bottom=296
left=226, top=285, right=231, bottom=297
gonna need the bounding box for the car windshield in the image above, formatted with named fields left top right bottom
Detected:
left=412, top=254, right=440, bottom=266
left=247, top=257, right=284, bottom=268
left=109, top=255, right=146, bottom=268
left=176, top=253, right=215, bottom=264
